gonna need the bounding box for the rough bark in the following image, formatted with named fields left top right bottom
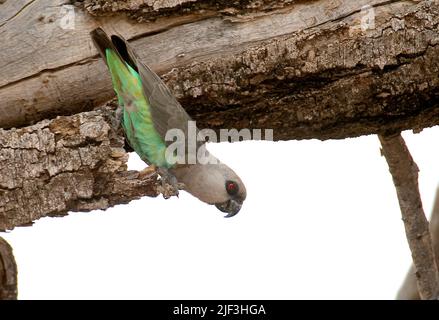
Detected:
left=379, top=133, right=439, bottom=300
left=82, top=0, right=298, bottom=21
left=0, top=106, right=163, bottom=231
left=0, top=0, right=439, bottom=140
left=0, top=237, right=17, bottom=300
left=397, top=186, right=439, bottom=299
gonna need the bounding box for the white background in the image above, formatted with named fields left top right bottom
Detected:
left=3, top=127, right=439, bottom=299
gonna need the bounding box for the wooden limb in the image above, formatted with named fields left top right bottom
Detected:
left=0, top=105, right=163, bottom=231
left=0, top=237, right=17, bottom=300
left=397, top=186, right=439, bottom=299
left=379, top=133, right=439, bottom=300
left=1, top=1, right=439, bottom=140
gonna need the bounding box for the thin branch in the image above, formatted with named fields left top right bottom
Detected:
left=397, top=186, right=439, bottom=299
left=379, top=133, right=439, bottom=300
left=0, top=237, right=17, bottom=300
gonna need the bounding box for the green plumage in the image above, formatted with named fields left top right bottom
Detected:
left=91, top=27, right=194, bottom=169
left=91, top=28, right=247, bottom=216
left=105, top=48, right=171, bottom=168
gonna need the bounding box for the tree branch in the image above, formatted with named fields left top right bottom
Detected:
left=0, top=106, right=164, bottom=231
left=1, top=1, right=439, bottom=140
left=0, top=237, right=17, bottom=300
left=379, top=133, right=439, bottom=300
left=397, top=186, right=439, bottom=299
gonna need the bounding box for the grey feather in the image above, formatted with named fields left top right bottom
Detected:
left=91, top=28, right=247, bottom=216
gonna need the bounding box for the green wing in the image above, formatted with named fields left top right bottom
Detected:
left=114, top=34, right=204, bottom=152
left=91, top=28, right=173, bottom=168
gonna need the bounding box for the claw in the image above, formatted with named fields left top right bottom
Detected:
left=156, top=168, right=182, bottom=199
left=110, top=104, right=124, bottom=130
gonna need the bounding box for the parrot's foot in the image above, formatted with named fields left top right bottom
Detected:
left=110, top=104, right=123, bottom=131
left=157, top=168, right=183, bottom=199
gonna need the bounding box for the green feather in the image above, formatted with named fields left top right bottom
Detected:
left=105, top=49, right=173, bottom=168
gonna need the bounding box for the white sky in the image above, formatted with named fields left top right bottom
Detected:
left=3, top=126, right=439, bottom=299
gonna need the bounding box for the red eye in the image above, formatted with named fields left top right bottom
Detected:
left=226, top=180, right=239, bottom=196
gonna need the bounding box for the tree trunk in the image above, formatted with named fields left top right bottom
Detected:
left=1, top=0, right=438, bottom=140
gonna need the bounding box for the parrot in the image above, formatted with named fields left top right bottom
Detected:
left=90, top=27, right=246, bottom=217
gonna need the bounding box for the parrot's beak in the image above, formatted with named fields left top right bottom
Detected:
left=215, top=199, right=242, bottom=218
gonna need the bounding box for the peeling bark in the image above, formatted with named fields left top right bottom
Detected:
left=0, top=0, right=438, bottom=140
left=0, top=237, right=17, bottom=300
left=0, top=106, right=161, bottom=231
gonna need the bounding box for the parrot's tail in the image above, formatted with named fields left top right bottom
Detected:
left=90, top=28, right=117, bottom=62
left=90, top=27, right=137, bottom=71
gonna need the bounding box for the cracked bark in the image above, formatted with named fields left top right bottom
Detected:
left=379, top=133, right=439, bottom=300
left=0, top=106, right=161, bottom=231
left=0, top=0, right=438, bottom=140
